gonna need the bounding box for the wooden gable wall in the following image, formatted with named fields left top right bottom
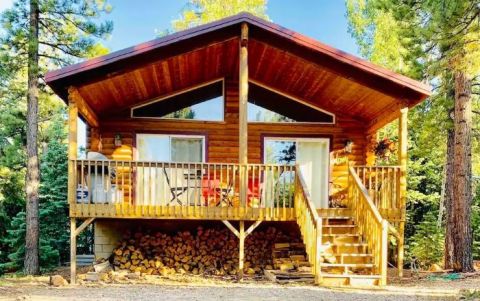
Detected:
left=86, top=78, right=367, bottom=201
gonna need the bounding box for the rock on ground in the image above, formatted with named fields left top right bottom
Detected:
left=49, top=275, right=68, bottom=287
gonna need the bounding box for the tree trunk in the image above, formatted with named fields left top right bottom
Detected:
left=444, top=129, right=455, bottom=269
left=24, top=0, right=40, bottom=275
left=451, top=71, right=474, bottom=272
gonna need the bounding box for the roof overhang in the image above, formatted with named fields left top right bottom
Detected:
left=45, top=12, right=431, bottom=130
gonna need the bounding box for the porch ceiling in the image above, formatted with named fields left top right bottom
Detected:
left=45, top=13, right=431, bottom=129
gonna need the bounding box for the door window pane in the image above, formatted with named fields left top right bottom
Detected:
left=137, top=135, right=170, bottom=161
left=171, top=137, right=203, bottom=162
left=264, top=140, right=296, bottom=164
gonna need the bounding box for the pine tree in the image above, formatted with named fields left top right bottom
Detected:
left=38, top=116, right=69, bottom=263
left=1, top=116, right=69, bottom=271
left=346, top=0, right=479, bottom=272
left=1, top=0, right=112, bottom=274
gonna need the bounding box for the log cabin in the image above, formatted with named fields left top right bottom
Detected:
left=45, top=13, right=431, bottom=286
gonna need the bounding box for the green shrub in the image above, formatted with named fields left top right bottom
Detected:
left=408, top=212, right=444, bottom=269
left=472, top=183, right=480, bottom=260
left=0, top=211, right=60, bottom=272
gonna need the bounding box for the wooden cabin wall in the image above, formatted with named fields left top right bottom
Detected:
left=86, top=78, right=366, bottom=204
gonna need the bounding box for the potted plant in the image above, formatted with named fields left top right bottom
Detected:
left=373, top=138, right=397, bottom=160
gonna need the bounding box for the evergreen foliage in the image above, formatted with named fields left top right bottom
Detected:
left=0, top=116, right=68, bottom=272
left=171, top=0, right=269, bottom=32
left=0, top=0, right=111, bottom=273
left=409, top=212, right=445, bottom=269
left=346, top=0, right=480, bottom=269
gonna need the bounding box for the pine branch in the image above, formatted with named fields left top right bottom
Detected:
left=38, top=53, right=70, bottom=65
left=39, top=40, right=80, bottom=57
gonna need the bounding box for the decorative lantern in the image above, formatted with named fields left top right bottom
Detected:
left=344, top=139, right=353, bottom=154
left=114, top=133, right=122, bottom=147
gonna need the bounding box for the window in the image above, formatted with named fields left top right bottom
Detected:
left=136, top=134, right=205, bottom=162
left=248, top=82, right=335, bottom=123
left=131, top=80, right=224, bottom=121
left=135, top=134, right=205, bottom=206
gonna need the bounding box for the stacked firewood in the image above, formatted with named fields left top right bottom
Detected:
left=112, top=226, right=300, bottom=276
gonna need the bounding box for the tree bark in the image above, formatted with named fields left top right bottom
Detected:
left=24, top=0, right=40, bottom=275
left=444, top=129, right=455, bottom=269
left=451, top=71, right=474, bottom=272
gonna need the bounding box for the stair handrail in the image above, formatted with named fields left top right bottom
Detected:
left=347, top=166, right=388, bottom=286
left=294, top=166, right=323, bottom=283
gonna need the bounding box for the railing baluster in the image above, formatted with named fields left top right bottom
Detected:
left=80, top=160, right=85, bottom=204
left=213, top=163, right=217, bottom=209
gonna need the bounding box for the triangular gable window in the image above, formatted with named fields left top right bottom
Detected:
left=248, top=82, right=334, bottom=123
left=131, top=80, right=224, bottom=121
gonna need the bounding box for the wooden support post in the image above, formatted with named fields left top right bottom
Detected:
left=239, top=23, right=249, bottom=208
left=222, top=219, right=260, bottom=281
left=397, top=107, right=408, bottom=278
left=238, top=220, right=245, bottom=281
left=67, top=90, right=78, bottom=210
left=315, top=218, right=322, bottom=284
left=365, top=132, right=377, bottom=166
left=70, top=218, right=94, bottom=285
left=70, top=217, right=77, bottom=285
left=380, top=219, right=389, bottom=286
left=68, top=87, right=99, bottom=128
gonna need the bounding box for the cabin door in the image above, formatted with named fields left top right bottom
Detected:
left=264, top=137, right=329, bottom=208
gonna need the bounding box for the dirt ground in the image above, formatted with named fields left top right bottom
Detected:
left=0, top=268, right=479, bottom=301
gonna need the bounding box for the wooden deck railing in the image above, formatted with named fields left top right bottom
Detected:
left=353, top=166, right=402, bottom=221
left=294, top=167, right=322, bottom=283
left=70, top=159, right=296, bottom=221
left=347, top=166, right=388, bottom=285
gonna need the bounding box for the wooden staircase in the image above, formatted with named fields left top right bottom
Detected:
left=293, top=167, right=390, bottom=288
left=317, top=213, right=382, bottom=287
left=266, top=211, right=382, bottom=286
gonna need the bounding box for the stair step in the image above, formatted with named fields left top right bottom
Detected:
left=322, top=216, right=354, bottom=220
left=323, top=233, right=360, bottom=237
left=321, top=263, right=375, bottom=276
left=319, top=273, right=381, bottom=287
left=320, top=253, right=373, bottom=264
left=317, top=208, right=352, bottom=217
left=322, top=218, right=355, bottom=226
left=329, top=242, right=368, bottom=253
left=321, top=263, right=374, bottom=268
left=322, top=234, right=361, bottom=244
left=322, top=225, right=356, bottom=234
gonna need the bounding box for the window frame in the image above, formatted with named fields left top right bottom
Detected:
left=136, top=133, right=206, bottom=163
left=248, top=79, right=336, bottom=125
left=263, top=136, right=331, bottom=207
left=130, top=78, right=225, bottom=122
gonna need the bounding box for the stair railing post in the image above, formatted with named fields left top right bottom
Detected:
left=315, top=217, right=322, bottom=284
left=380, top=219, right=388, bottom=286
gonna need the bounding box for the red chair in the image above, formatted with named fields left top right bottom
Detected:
left=247, top=178, right=262, bottom=208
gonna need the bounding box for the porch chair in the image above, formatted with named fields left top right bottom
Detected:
left=162, top=166, right=203, bottom=205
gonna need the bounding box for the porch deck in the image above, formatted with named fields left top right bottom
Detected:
left=70, top=159, right=403, bottom=224
left=71, top=159, right=296, bottom=221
